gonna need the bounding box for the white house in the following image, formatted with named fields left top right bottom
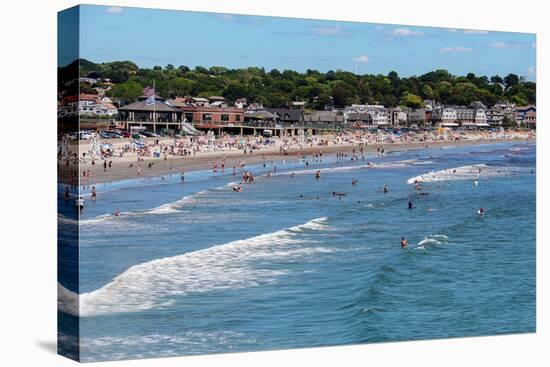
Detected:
left=344, top=104, right=389, bottom=126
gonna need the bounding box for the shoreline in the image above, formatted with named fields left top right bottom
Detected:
left=64, top=137, right=534, bottom=186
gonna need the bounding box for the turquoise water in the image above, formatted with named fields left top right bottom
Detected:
left=58, top=142, right=536, bottom=362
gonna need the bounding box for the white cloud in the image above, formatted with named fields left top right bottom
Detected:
left=106, top=6, right=123, bottom=14
left=392, top=28, right=422, bottom=37
left=463, top=29, right=489, bottom=34
left=218, top=14, right=235, bottom=21
left=440, top=46, right=473, bottom=53
left=353, top=55, right=370, bottom=63
left=447, top=29, right=488, bottom=34
left=311, top=25, right=347, bottom=36
left=490, top=41, right=508, bottom=48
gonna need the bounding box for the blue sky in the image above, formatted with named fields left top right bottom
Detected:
left=69, top=5, right=536, bottom=80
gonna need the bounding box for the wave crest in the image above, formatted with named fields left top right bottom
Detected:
left=60, top=217, right=332, bottom=317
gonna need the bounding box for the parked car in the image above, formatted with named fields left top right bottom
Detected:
left=99, top=131, right=112, bottom=139
left=142, top=131, right=159, bottom=138
left=70, top=131, right=93, bottom=140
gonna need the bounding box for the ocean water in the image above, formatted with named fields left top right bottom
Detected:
left=58, top=142, right=536, bottom=362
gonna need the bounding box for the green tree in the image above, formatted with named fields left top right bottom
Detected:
left=400, top=92, right=424, bottom=108
left=504, top=73, right=519, bottom=88
left=107, top=80, right=143, bottom=100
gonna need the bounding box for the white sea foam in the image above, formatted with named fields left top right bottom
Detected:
left=58, top=213, right=78, bottom=225
left=78, top=330, right=253, bottom=361
left=58, top=282, right=79, bottom=316
left=59, top=217, right=332, bottom=317
left=79, top=190, right=208, bottom=225
left=417, top=238, right=441, bottom=246
left=416, top=234, right=449, bottom=248
left=407, top=164, right=528, bottom=184
left=274, top=159, right=419, bottom=177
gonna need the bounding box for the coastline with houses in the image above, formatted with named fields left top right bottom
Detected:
left=57, top=67, right=536, bottom=184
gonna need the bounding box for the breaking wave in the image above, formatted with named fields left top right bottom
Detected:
left=273, top=159, right=424, bottom=177
left=79, top=190, right=208, bottom=225
left=407, top=164, right=529, bottom=184
left=59, top=217, right=332, bottom=317
left=416, top=234, right=449, bottom=249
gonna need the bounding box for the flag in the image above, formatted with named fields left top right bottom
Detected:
left=144, top=85, right=156, bottom=105
left=143, top=86, right=155, bottom=97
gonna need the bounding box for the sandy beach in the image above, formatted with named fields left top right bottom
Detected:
left=59, top=133, right=534, bottom=185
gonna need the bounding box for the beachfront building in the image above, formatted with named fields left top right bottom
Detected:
left=165, top=96, right=244, bottom=133
left=390, top=107, right=408, bottom=126
left=515, top=105, right=536, bottom=128
left=180, top=106, right=244, bottom=133
left=344, top=104, right=390, bottom=127
left=486, top=108, right=504, bottom=127
left=406, top=108, right=427, bottom=126
left=303, top=111, right=345, bottom=129
left=432, top=107, right=458, bottom=127
left=243, top=109, right=305, bottom=137
left=455, top=107, right=475, bottom=127
left=266, top=108, right=305, bottom=126
left=473, top=109, right=489, bottom=127
left=118, top=95, right=182, bottom=133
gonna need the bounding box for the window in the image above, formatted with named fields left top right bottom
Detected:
left=202, top=113, right=212, bottom=121
left=221, top=114, right=229, bottom=122
left=236, top=114, right=241, bottom=122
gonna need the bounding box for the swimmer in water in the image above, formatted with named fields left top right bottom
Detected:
left=290, top=172, right=295, bottom=178
left=315, top=170, right=321, bottom=179
left=401, top=237, right=407, bottom=248
left=408, top=200, right=413, bottom=209
left=114, top=208, right=120, bottom=216
left=352, top=178, right=358, bottom=185
left=383, top=185, right=389, bottom=193
left=181, top=171, right=185, bottom=182
left=474, top=180, right=478, bottom=186
left=478, top=207, right=484, bottom=216
left=76, top=196, right=84, bottom=212
left=91, top=186, right=97, bottom=201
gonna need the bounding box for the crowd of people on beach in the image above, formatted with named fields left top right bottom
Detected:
left=67, top=129, right=533, bottom=170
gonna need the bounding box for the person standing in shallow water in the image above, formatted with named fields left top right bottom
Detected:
left=401, top=237, right=407, bottom=248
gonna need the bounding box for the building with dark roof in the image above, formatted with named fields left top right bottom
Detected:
left=265, top=108, right=305, bottom=126
left=515, top=105, right=536, bottom=128
left=118, top=96, right=182, bottom=133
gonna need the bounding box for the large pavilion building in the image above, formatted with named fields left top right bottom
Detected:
left=118, top=96, right=182, bottom=133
